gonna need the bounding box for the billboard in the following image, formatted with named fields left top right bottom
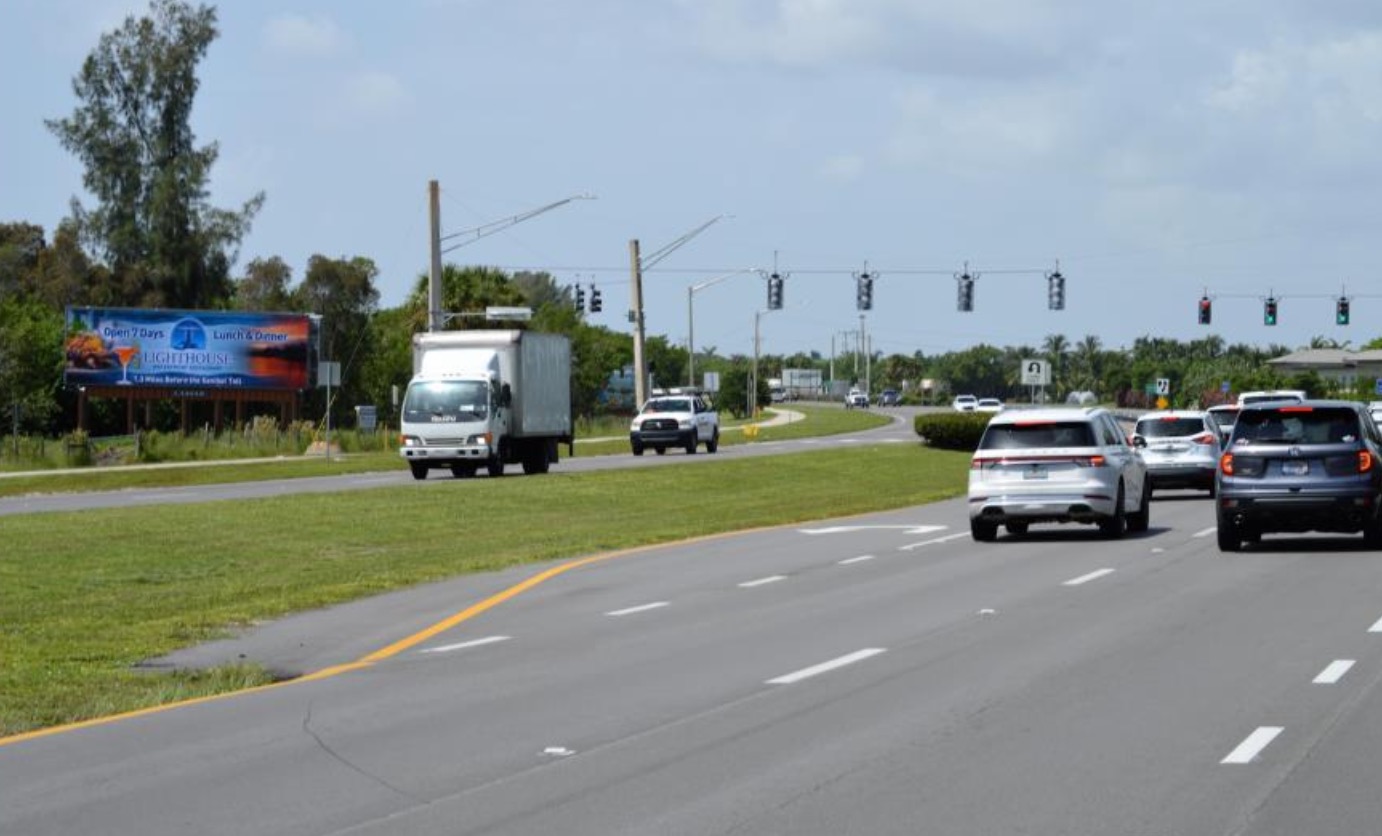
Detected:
left=64, top=307, right=315, bottom=391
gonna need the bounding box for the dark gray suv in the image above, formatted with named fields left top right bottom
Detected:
left=1216, top=400, right=1382, bottom=551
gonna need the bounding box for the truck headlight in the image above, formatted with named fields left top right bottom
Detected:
left=401, top=435, right=421, bottom=447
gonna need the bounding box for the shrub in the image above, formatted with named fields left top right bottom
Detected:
left=914, top=412, right=990, bottom=451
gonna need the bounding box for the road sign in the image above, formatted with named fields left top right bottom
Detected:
left=1156, top=396, right=1169, bottom=409
left=1021, top=359, right=1050, bottom=386
left=1375, top=378, right=1382, bottom=396
left=318, top=361, right=341, bottom=387
left=1156, top=378, right=1171, bottom=395
left=1221, top=381, right=1231, bottom=394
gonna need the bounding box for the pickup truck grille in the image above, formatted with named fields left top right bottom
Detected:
left=643, top=419, right=679, bottom=431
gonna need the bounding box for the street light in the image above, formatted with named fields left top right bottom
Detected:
left=686, top=267, right=758, bottom=388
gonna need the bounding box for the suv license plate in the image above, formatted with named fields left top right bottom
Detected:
left=1282, top=460, right=1309, bottom=476
left=1024, top=466, right=1047, bottom=480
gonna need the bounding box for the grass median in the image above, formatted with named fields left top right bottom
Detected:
left=0, top=439, right=966, bottom=737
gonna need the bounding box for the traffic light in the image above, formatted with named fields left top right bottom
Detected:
left=589, top=284, right=602, bottom=313
left=767, top=273, right=784, bottom=310
left=574, top=284, right=585, bottom=311
left=1264, top=296, right=1278, bottom=326
left=1047, top=270, right=1065, bottom=311
left=956, top=273, right=975, bottom=312
left=1337, top=296, right=1350, bottom=326
left=856, top=272, right=873, bottom=311
left=1198, top=296, right=1212, bottom=325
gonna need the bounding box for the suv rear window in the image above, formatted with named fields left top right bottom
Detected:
left=1137, top=417, right=1205, bottom=438
left=1234, top=406, right=1361, bottom=444
left=980, top=421, right=1096, bottom=450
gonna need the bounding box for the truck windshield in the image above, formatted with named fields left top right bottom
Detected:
left=403, top=381, right=490, bottom=422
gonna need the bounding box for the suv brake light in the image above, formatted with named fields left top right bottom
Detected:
left=1361, top=451, right=1375, bottom=474
left=1220, top=452, right=1234, bottom=476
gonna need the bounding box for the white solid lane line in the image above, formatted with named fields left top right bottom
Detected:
left=1314, top=660, right=1356, bottom=684
left=839, top=554, right=876, bottom=565
left=605, top=601, right=670, bottom=617
left=767, top=648, right=887, bottom=685
left=1193, top=526, right=1217, bottom=538
left=739, top=575, right=787, bottom=588
left=420, top=636, right=511, bottom=654
left=1063, top=568, right=1116, bottom=587
left=1221, top=727, right=1284, bottom=764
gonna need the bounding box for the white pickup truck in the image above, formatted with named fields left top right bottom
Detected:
left=629, top=394, right=720, bottom=455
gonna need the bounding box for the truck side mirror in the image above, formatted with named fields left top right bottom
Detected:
left=500, top=383, right=513, bottom=407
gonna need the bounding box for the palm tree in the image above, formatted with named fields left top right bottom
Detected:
left=1043, top=333, right=1070, bottom=397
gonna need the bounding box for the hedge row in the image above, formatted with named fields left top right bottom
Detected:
left=913, top=412, right=992, bottom=451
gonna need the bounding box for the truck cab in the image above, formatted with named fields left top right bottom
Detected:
left=400, top=374, right=508, bottom=478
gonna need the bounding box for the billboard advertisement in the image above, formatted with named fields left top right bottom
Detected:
left=64, top=307, right=315, bottom=391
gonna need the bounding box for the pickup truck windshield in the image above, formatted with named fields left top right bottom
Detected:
left=403, top=380, right=490, bottom=422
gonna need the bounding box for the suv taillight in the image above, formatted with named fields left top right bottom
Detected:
left=1361, top=451, right=1375, bottom=474
left=1220, top=452, right=1234, bottom=476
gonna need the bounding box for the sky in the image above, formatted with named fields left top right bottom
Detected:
left=5, top=0, right=1382, bottom=364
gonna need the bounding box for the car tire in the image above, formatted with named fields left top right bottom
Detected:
left=409, top=462, right=428, bottom=481
left=685, top=433, right=697, bottom=455
left=971, top=519, right=998, bottom=542
left=1098, top=483, right=1127, bottom=539
left=655, top=447, right=666, bottom=455
left=1127, top=478, right=1151, bottom=533
left=1365, top=514, right=1382, bottom=548
left=706, top=430, right=719, bottom=453
left=631, top=442, right=644, bottom=456
left=1005, top=522, right=1029, bottom=537
left=1217, top=519, right=1242, bottom=552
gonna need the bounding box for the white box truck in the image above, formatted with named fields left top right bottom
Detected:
left=398, top=330, right=572, bottom=479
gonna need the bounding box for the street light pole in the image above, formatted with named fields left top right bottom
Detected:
left=687, top=267, right=757, bottom=388
left=629, top=215, right=729, bottom=407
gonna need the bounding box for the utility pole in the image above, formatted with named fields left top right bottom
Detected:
left=629, top=240, right=647, bottom=406
left=428, top=180, right=443, bottom=332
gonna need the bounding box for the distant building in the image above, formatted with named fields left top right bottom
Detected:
left=1266, top=348, right=1382, bottom=389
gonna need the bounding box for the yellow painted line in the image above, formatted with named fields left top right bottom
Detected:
left=0, top=526, right=782, bottom=748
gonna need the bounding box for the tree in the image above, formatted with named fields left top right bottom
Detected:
left=296, top=255, right=380, bottom=418
left=233, top=256, right=295, bottom=312
left=46, top=0, right=263, bottom=310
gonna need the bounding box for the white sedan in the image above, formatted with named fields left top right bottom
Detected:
left=952, top=395, right=978, bottom=412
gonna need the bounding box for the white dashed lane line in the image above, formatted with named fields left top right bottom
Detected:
left=1193, top=526, right=1217, bottom=539
left=419, top=636, right=511, bottom=654
left=1313, top=660, right=1356, bottom=685
left=1369, top=616, right=1382, bottom=634
left=739, top=575, right=787, bottom=589
left=1062, top=568, right=1116, bottom=587
left=766, top=648, right=887, bottom=685
left=838, top=554, right=876, bottom=565
left=898, top=532, right=969, bottom=551
left=605, top=601, right=670, bottom=617
left=1221, top=727, right=1284, bottom=764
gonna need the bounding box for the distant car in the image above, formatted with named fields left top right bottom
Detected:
left=1216, top=400, right=1382, bottom=551
left=952, top=394, right=978, bottom=412
left=968, top=407, right=1150, bottom=541
left=1206, top=404, right=1241, bottom=445
left=1132, top=410, right=1222, bottom=495
left=1369, top=401, right=1382, bottom=427
left=976, top=398, right=1004, bottom=414
left=879, top=389, right=900, bottom=406
left=1065, top=390, right=1097, bottom=406
left=845, top=389, right=869, bottom=409
left=1236, top=389, right=1307, bottom=407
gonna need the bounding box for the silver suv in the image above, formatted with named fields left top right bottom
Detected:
left=1132, top=410, right=1222, bottom=495
left=968, top=407, right=1150, bottom=541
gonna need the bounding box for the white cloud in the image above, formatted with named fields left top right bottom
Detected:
left=818, top=153, right=865, bottom=182
left=263, top=13, right=348, bottom=57
left=345, top=71, right=410, bottom=115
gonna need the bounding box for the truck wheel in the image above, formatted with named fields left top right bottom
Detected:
left=450, top=464, right=476, bottom=478
left=655, top=447, right=666, bottom=455
left=409, top=463, right=428, bottom=481
left=486, top=457, right=504, bottom=477
left=685, top=433, right=697, bottom=455
left=631, top=443, right=644, bottom=456
left=522, top=451, right=549, bottom=475
left=706, top=430, right=719, bottom=453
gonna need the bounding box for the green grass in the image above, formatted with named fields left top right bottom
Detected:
left=0, top=404, right=890, bottom=498
left=0, top=440, right=967, bottom=736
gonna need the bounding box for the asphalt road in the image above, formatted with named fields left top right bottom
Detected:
left=5, top=473, right=1382, bottom=834
left=0, top=407, right=920, bottom=517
